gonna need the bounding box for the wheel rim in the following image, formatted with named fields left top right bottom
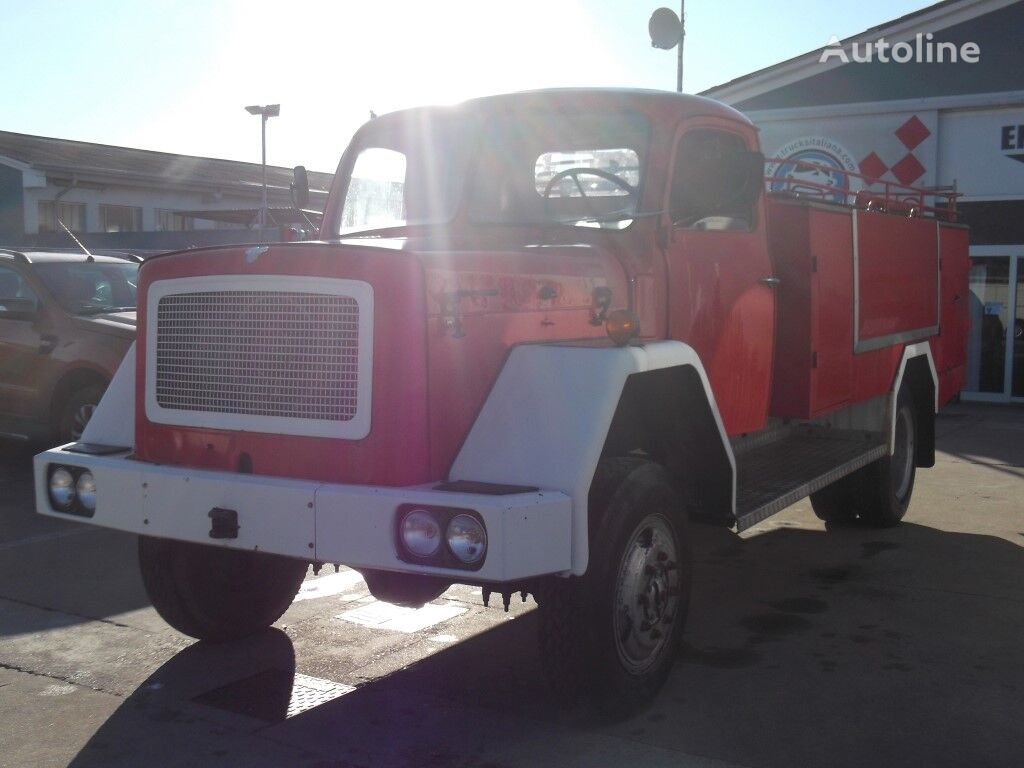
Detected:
left=70, top=403, right=96, bottom=440
left=892, top=406, right=915, bottom=500
left=613, top=513, right=681, bottom=675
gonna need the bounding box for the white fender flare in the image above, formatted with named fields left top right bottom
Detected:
left=80, top=341, right=135, bottom=447
left=891, top=341, right=938, bottom=453
left=449, top=340, right=734, bottom=575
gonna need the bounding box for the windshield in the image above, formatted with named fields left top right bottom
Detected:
left=33, top=261, right=138, bottom=314
left=338, top=113, right=472, bottom=235
left=334, top=110, right=648, bottom=235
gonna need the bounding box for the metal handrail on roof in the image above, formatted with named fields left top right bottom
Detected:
left=764, top=156, right=961, bottom=221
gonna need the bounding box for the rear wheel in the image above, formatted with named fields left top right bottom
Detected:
left=809, top=476, right=859, bottom=523
left=138, top=536, right=307, bottom=642
left=810, top=390, right=917, bottom=528
left=857, top=391, right=917, bottom=527
left=538, top=460, right=691, bottom=714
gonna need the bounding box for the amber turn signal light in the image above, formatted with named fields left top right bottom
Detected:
left=605, top=309, right=640, bottom=346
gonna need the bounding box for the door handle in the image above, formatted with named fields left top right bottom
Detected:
left=759, top=276, right=782, bottom=287
left=38, top=333, right=58, bottom=354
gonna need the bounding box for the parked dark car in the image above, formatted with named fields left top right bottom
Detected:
left=0, top=249, right=137, bottom=443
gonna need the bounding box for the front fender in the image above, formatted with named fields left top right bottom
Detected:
left=449, top=340, right=734, bottom=575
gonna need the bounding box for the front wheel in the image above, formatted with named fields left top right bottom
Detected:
left=538, top=461, right=691, bottom=714
left=138, top=537, right=307, bottom=642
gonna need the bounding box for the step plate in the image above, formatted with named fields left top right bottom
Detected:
left=735, top=431, right=888, bottom=532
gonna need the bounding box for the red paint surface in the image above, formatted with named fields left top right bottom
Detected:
left=768, top=200, right=854, bottom=418
left=663, top=119, right=777, bottom=436
left=135, top=243, right=431, bottom=486
left=935, top=225, right=970, bottom=405
left=129, top=92, right=970, bottom=487
left=856, top=213, right=939, bottom=342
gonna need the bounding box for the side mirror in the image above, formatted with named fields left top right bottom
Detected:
left=291, top=165, right=310, bottom=210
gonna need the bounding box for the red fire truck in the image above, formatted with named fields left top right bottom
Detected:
left=34, top=90, right=968, bottom=712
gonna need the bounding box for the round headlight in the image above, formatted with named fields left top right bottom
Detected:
left=401, top=509, right=441, bottom=557
left=48, top=467, right=76, bottom=510
left=76, top=471, right=96, bottom=512
left=446, top=514, right=487, bottom=565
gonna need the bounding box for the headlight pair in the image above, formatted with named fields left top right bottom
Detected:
left=397, top=506, right=487, bottom=570
left=47, top=465, right=97, bottom=516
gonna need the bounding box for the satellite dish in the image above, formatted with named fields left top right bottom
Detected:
left=649, top=7, right=682, bottom=50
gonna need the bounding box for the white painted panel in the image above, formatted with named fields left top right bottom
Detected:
left=936, top=106, right=1024, bottom=198
left=450, top=341, right=733, bottom=575
left=80, top=342, right=135, bottom=447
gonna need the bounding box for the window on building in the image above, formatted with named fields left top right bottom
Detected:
left=100, top=205, right=142, bottom=233
left=155, top=209, right=194, bottom=231
left=38, top=201, right=86, bottom=233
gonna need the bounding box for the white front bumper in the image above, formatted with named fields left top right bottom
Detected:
left=34, top=446, right=573, bottom=582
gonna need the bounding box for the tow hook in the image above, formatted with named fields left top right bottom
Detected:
left=208, top=507, right=240, bottom=539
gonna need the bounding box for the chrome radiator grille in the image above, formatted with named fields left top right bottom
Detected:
left=154, top=290, right=361, bottom=422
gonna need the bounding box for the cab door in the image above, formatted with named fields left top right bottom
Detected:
left=661, top=123, right=776, bottom=436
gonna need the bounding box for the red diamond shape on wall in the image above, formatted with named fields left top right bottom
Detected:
left=895, top=116, right=931, bottom=150
left=891, top=153, right=926, bottom=185
left=859, top=152, right=889, bottom=182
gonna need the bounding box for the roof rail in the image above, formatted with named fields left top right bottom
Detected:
left=0, top=248, right=31, bottom=264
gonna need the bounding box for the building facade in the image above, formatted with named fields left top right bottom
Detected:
left=704, top=0, right=1024, bottom=403
left=0, top=131, right=333, bottom=253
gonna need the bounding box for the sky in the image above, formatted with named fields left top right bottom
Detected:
left=1, top=0, right=936, bottom=173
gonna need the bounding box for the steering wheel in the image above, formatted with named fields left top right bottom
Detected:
left=542, top=167, right=637, bottom=220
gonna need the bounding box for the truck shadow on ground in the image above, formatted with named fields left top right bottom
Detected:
left=69, top=519, right=1024, bottom=768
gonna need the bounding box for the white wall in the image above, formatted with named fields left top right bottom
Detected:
left=20, top=179, right=270, bottom=235
left=936, top=106, right=1024, bottom=199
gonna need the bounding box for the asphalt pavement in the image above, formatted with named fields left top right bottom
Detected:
left=1, top=402, right=1022, bottom=768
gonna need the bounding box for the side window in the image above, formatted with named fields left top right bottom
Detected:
left=670, top=130, right=759, bottom=231
left=0, top=266, right=39, bottom=317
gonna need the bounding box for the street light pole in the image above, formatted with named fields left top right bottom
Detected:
left=677, top=1, right=685, bottom=93
left=245, top=104, right=280, bottom=231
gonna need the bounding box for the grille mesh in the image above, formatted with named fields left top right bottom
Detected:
left=155, top=290, right=360, bottom=422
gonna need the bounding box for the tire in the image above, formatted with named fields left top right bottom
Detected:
left=856, top=390, right=917, bottom=527
left=810, top=389, right=917, bottom=528
left=57, top=384, right=105, bottom=443
left=138, top=536, right=307, bottom=642
left=537, top=459, right=692, bottom=715
left=809, top=475, right=859, bottom=523
left=361, top=569, right=450, bottom=608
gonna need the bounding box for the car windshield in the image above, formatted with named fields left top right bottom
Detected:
left=33, top=261, right=138, bottom=314
left=334, top=109, right=649, bottom=235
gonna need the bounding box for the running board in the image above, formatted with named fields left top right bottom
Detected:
left=734, top=428, right=888, bottom=532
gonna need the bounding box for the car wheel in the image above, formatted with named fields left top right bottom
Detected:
left=57, top=384, right=105, bottom=443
